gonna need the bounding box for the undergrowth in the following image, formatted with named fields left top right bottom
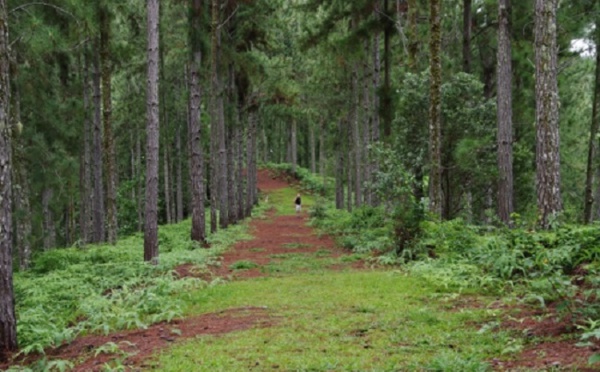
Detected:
left=13, top=212, right=261, bottom=357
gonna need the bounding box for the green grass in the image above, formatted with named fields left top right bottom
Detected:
left=152, top=271, right=510, bottom=371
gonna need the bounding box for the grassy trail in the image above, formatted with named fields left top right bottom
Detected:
left=147, top=184, right=510, bottom=371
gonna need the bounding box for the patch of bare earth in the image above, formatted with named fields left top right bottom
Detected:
left=490, top=305, right=600, bottom=371
left=2, top=169, right=359, bottom=371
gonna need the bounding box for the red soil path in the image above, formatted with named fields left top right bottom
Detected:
left=3, top=169, right=598, bottom=371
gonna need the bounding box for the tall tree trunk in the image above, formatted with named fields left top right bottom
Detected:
left=42, top=188, right=56, bottom=250
left=347, top=114, right=354, bottom=212
left=92, top=50, right=105, bottom=243
left=246, top=109, right=257, bottom=217
left=227, top=99, right=236, bottom=224
left=319, top=119, right=325, bottom=177
left=236, top=108, right=244, bottom=221
left=80, top=49, right=92, bottom=243
left=497, top=0, right=514, bottom=225
left=100, top=4, right=118, bottom=244
left=363, top=39, right=372, bottom=206
left=291, top=118, right=298, bottom=174
left=534, top=0, right=561, bottom=229
left=144, top=0, right=160, bottom=263
left=176, top=121, right=184, bottom=222
left=11, top=69, right=32, bottom=270
left=382, top=0, right=392, bottom=140
left=351, top=56, right=362, bottom=208
left=335, top=118, right=345, bottom=209
left=0, top=0, right=17, bottom=355
left=407, top=0, right=418, bottom=72
left=462, top=0, right=472, bottom=74
left=372, top=14, right=382, bottom=207
left=428, top=0, right=443, bottom=217
left=163, top=144, right=172, bottom=224
left=136, top=127, right=143, bottom=232
left=310, top=121, right=316, bottom=174
left=584, top=11, right=600, bottom=224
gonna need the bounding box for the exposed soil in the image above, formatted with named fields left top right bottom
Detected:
left=3, top=169, right=598, bottom=371
left=491, top=305, right=600, bottom=371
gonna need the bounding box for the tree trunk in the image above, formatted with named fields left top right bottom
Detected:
left=80, top=48, right=92, bottom=243
left=310, top=120, right=316, bottom=174
left=335, top=118, right=345, bottom=209
left=0, top=0, right=17, bottom=355
left=462, top=0, right=472, bottom=74
left=187, top=14, right=206, bottom=239
left=246, top=109, right=257, bottom=217
left=407, top=0, right=418, bottom=72
left=535, top=0, right=561, bottom=229
left=100, top=4, right=118, bottom=244
left=176, top=121, right=184, bottom=222
left=584, top=11, right=600, bottom=224
left=136, top=128, right=144, bottom=232
left=291, top=118, right=297, bottom=174
left=163, top=143, right=171, bottom=224
left=497, top=0, right=514, bottom=225
left=144, top=0, right=160, bottom=263
left=382, top=0, right=392, bottom=140
left=351, top=56, right=362, bottom=208
left=11, top=70, right=32, bottom=270
left=42, top=188, right=56, bottom=250
left=236, top=108, right=244, bottom=221
left=227, top=102, right=236, bottom=225
left=319, top=119, right=325, bottom=177
left=92, top=50, right=105, bottom=243
left=428, top=0, right=442, bottom=218
left=363, top=39, right=372, bottom=206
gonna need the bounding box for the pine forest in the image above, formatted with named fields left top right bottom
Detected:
left=2, top=0, right=600, bottom=370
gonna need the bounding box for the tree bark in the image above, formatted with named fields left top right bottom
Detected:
left=42, top=188, right=55, bottom=250
left=351, top=53, right=362, bottom=208
left=462, top=0, right=472, bottom=74
left=176, top=121, right=184, bottom=222
left=291, top=118, right=297, bottom=174
left=335, top=118, right=345, bottom=209
left=80, top=48, right=92, bottom=244
left=428, top=0, right=443, bottom=217
left=144, top=0, right=160, bottom=263
left=11, top=68, right=32, bottom=270
left=91, top=49, right=105, bottom=243
left=0, top=0, right=17, bottom=355
left=497, top=0, right=514, bottom=225
left=584, top=11, right=600, bottom=224
left=163, top=143, right=171, bottom=224
left=100, top=4, right=118, bottom=244
left=535, top=0, right=562, bottom=229
left=382, top=0, right=392, bottom=140
left=310, top=120, right=316, bottom=174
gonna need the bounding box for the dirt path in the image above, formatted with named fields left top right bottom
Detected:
left=9, top=170, right=353, bottom=371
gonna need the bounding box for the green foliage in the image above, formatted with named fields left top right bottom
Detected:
left=13, top=217, right=253, bottom=353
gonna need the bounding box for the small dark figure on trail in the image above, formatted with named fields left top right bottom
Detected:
left=294, top=193, right=302, bottom=214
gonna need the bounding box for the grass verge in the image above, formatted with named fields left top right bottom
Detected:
left=152, top=271, right=510, bottom=371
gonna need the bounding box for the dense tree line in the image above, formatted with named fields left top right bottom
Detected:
left=0, top=0, right=598, bottom=358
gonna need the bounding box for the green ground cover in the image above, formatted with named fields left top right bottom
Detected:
left=153, top=271, right=507, bottom=371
